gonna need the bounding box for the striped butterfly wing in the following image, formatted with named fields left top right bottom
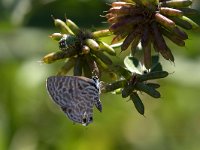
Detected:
left=46, top=76, right=101, bottom=125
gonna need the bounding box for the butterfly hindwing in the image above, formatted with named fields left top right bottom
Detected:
left=46, top=76, right=101, bottom=125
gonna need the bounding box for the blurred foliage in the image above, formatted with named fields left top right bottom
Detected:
left=0, top=0, right=200, bottom=150
left=0, top=0, right=110, bottom=28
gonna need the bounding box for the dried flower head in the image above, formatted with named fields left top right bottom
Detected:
left=42, top=16, right=116, bottom=78
left=105, top=0, right=198, bottom=69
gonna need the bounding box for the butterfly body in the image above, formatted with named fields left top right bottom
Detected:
left=46, top=76, right=102, bottom=126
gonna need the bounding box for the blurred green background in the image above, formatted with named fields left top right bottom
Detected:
left=0, top=0, right=200, bottom=150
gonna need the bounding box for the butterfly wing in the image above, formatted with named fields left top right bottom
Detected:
left=46, top=76, right=101, bottom=125
left=77, top=76, right=102, bottom=112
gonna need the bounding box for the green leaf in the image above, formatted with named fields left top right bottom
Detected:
left=73, top=56, right=83, bottom=76
left=124, top=56, right=141, bottom=74
left=130, top=92, right=145, bottom=115
left=135, top=82, right=161, bottom=98
left=152, top=55, right=159, bottom=64
left=101, top=80, right=126, bottom=93
left=122, top=83, right=134, bottom=98
left=151, top=55, right=163, bottom=72
left=151, top=63, right=163, bottom=72
left=146, top=82, right=160, bottom=89
left=112, top=65, right=132, bottom=79
left=137, top=71, right=169, bottom=82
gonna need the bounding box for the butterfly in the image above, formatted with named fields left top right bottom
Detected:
left=46, top=76, right=102, bottom=126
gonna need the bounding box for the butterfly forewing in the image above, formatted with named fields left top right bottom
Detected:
left=46, top=76, right=101, bottom=125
